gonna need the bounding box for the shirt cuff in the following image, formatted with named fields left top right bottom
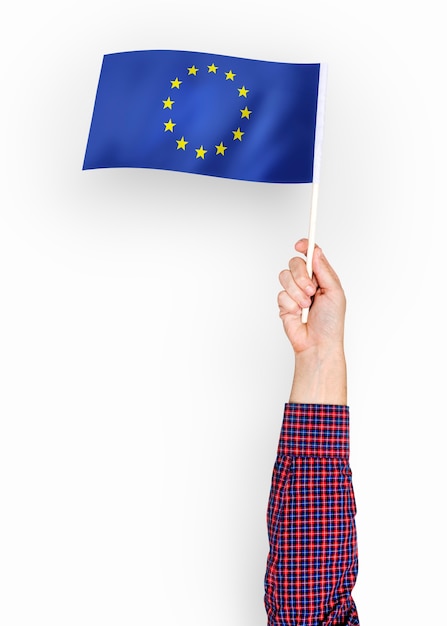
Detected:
left=277, top=403, right=350, bottom=459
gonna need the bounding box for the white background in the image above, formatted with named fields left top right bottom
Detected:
left=1, top=1, right=446, bottom=624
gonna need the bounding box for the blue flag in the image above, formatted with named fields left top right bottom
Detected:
left=83, top=50, right=326, bottom=184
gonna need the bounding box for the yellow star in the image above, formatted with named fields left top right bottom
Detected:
left=225, top=70, right=236, bottom=81
left=162, top=96, right=175, bottom=109
left=171, top=77, right=182, bottom=89
left=195, top=145, right=207, bottom=159
left=207, top=63, right=218, bottom=73
left=238, top=85, right=249, bottom=98
left=215, top=142, right=227, bottom=155
left=164, top=119, right=176, bottom=132
left=187, top=65, right=199, bottom=76
left=240, top=106, right=252, bottom=119
left=176, top=136, right=188, bottom=150
left=232, top=127, right=244, bottom=141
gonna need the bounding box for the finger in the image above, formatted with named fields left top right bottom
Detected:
left=294, top=238, right=310, bottom=255
left=278, top=267, right=314, bottom=309
left=288, top=256, right=317, bottom=296
left=294, top=239, right=341, bottom=292
left=294, top=238, right=322, bottom=265
left=277, top=289, right=302, bottom=317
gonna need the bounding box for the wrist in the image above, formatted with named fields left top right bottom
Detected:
left=289, top=345, right=347, bottom=405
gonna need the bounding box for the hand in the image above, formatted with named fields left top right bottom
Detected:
left=278, top=239, right=346, bottom=356
left=278, top=240, right=347, bottom=404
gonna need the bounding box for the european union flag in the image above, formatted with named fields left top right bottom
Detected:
left=83, top=50, right=326, bottom=184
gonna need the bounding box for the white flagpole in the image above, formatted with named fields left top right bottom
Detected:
left=301, top=182, right=319, bottom=324
left=301, top=63, right=327, bottom=324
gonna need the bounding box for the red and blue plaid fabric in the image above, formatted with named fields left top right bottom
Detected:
left=265, top=404, right=359, bottom=625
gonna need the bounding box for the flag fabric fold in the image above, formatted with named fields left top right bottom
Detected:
left=83, top=50, right=326, bottom=184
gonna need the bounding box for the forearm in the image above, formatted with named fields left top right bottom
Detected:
left=289, top=344, right=347, bottom=405
left=264, top=404, right=359, bottom=625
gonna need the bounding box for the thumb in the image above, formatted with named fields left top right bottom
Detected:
left=312, top=246, right=343, bottom=293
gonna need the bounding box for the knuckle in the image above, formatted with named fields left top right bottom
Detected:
left=277, top=289, right=287, bottom=304
left=278, top=269, right=290, bottom=284
left=289, top=255, right=306, bottom=275
left=288, top=256, right=299, bottom=271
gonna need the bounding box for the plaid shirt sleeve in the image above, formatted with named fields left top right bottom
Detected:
left=264, top=404, right=359, bottom=625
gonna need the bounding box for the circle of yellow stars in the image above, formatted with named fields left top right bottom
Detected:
left=161, top=61, right=253, bottom=159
